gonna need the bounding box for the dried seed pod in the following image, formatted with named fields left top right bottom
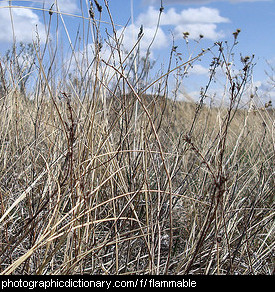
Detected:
left=94, top=0, right=102, bottom=13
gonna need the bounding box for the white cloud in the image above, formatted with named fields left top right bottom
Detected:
left=176, top=23, right=225, bottom=40
left=43, top=0, right=79, bottom=14
left=254, top=79, right=275, bottom=104
left=189, top=64, right=209, bottom=75
left=0, top=1, right=47, bottom=43
left=136, top=6, right=161, bottom=27
left=0, top=0, right=80, bottom=44
left=118, top=23, right=168, bottom=57
left=165, top=7, right=229, bottom=24
left=136, top=6, right=229, bottom=41
left=110, top=5, right=229, bottom=64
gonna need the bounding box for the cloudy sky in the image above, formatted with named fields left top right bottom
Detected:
left=0, top=0, right=274, bottom=103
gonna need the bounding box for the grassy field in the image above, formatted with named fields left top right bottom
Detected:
left=0, top=2, right=274, bottom=275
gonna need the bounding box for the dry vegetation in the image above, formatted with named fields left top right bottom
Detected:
left=0, top=1, right=274, bottom=275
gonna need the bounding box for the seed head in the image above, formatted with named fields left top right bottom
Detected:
left=183, top=32, right=189, bottom=39
left=233, top=28, right=241, bottom=40
left=94, top=0, right=102, bottom=13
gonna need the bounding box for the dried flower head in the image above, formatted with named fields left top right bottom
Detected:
left=233, top=28, right=241, bottom=40
left=94, top=0, right=102, bottom=13
left=183, top=32, right=189, bottom=39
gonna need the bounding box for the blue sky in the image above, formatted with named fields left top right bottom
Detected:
left=0, top=0, right=274, bottom=104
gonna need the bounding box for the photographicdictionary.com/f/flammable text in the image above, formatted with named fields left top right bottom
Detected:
left=1, top=277, right=197, bottom=290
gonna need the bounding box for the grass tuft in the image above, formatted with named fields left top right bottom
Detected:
left=0, top=1, right=274, bottom=275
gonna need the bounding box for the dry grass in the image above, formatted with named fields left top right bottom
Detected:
left=0, top=1, right=274, bottom=275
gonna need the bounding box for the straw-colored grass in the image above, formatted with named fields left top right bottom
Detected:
left=0, top=1, right=274, bottom=275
